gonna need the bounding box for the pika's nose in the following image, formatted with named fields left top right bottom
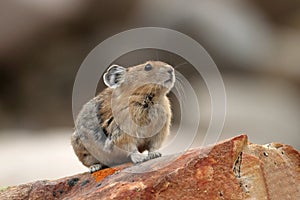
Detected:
left=167, top=68, right=174, bottom=74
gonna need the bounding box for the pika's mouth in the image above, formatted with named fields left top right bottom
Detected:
left=164, top=76, right=174, bottom=87
left=163, top=70, right=175, bottom=88
left=164, top=79, right=172, bottom=84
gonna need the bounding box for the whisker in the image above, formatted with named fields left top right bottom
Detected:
left=173, top=72, right=187, bottom=102
left=174, top=61, right=188, bottom=69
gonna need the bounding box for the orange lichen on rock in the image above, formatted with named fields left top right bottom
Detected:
left=92, top=168, right=117, bottom=182
left=92, top=163, right=132, bottom=182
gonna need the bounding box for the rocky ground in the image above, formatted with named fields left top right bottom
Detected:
left=0, top=135, right=299, bottom=199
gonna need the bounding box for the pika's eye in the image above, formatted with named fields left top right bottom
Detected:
left=144, top=64, right=152, bottom=71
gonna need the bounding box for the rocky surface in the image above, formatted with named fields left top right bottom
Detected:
left=0, top=135, right=299, bottom=199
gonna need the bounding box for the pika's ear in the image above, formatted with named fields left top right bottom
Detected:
left=103, top=64, right=126, bottom=88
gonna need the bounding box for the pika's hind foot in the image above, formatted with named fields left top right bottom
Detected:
left=89, top=164, right=103, bottom=173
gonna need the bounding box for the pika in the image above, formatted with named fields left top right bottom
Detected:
left=71, top=61, right=175, bottom=172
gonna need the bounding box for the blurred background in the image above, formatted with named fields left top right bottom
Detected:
left=1, top=0, right=300, bottom=186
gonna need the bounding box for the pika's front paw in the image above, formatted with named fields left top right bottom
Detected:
left=130, top=151, right=162, bottom=164
left=148, top=151, right=162, bottom=159
left=130, top=152, right=150, bottom=164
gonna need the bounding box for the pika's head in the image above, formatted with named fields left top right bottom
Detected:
left=103, top=61, right=175, bottom=92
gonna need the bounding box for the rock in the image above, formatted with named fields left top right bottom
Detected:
left=0, top=135, right=299, bottom=199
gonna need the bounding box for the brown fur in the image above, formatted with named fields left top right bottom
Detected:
left=71, top=61, right=175, bottom=171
